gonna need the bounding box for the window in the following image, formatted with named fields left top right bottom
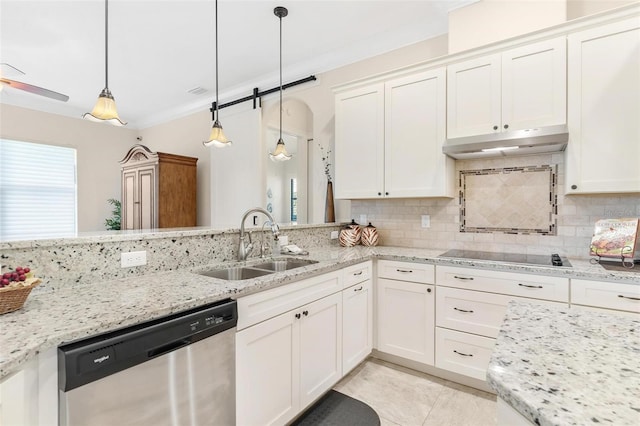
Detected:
left=290, top=178, right=297, bottom=222
left=0, top=140, right=77, bottom=241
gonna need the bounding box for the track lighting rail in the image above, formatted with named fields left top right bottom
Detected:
left=209, top=75, right=316, bottom=118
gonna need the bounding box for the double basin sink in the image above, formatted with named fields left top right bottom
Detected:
left=198, top=258, right=319, bottom=281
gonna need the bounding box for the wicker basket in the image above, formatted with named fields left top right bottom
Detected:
left=0, top=279, right=41, bottom=315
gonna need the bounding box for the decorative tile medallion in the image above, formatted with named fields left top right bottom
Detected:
left=460, top=165, right=557, bottom=235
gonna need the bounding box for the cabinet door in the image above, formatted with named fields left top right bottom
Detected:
left=502, top=37, right=566, bottom=131
left=334, top=84, right=385, bottom=199
left=121, top=170, right=137, bottom=231
left=342, top=280, right=373, bottom=374
left=377, top=278, right=435, bottom=365
left=138, top=166, right=156, bottom=229
left=566, top=17, right=640, bottom=194
left=447, top=54, right=501, bottom=138
left=298, top=292, right=342, bottom=409
left=236, top=311, right=299, bottom=426
left=384, top=68, right=454, bottom=198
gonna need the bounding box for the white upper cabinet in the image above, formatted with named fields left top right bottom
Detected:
left=334, top=83, right=385, bottom=199
left=447, top=37, right=567, bottom=138
left=565, top=17, right=640, bottom=194
left=334, top=68, right=454, bottom=199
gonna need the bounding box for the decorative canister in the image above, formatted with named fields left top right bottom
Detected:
left=361, top=222, right=379, bottom=247
left=339, top=220, right=362, bottom=247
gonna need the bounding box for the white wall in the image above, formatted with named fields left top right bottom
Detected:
left=448, top=0, right=568, bottom=53
left=0, top=104, right=136, bottom=232
left=567, top=0, right=638, bottom=19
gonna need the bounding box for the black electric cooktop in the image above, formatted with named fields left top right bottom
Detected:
left=439, top=249, right=572, bottom=268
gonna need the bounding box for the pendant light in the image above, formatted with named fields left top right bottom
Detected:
left=83, top=0, right=126, bottom=126
left=203, top=0, right=232, bottom=148
left=269, top=6, right=292, bottom=162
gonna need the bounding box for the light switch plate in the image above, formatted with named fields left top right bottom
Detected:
left=421, top=215, right=431, bottom=228
left=331, top=231, right=339, bottom=239
left=121, top=251, right=147, bottom=268
left=359, top=214, right=367, bottom=225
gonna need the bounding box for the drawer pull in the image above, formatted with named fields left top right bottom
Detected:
left=303, top=310, right=309, bottom=316
left=453, top=307, right=474, bottom=313
left=353, top=286, right=363, bottom=292
left=353, top=271, right=363, bottom=276
left=295, top=313, right=301, bottom=319
left=453, top=350, right=473, bottom=357
left=396, top=269, right=413, bottom=273
left=453, top=275, right=474, bottom=281
left=618, top=295, right=640, bottom=301
left=518, top=283, right=543, bottom=289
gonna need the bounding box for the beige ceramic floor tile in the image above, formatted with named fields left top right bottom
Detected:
left=334, top=359, right=444, bottom=426
left=421, top=380, right=497, bottom=426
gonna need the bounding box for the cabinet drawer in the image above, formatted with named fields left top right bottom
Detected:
left=436, top=266, right=569, bottom=302
left=436, top=287, right=566, bottom=338
left=435, top=327, right=495, bottom=382
left=571, top=279, right=640, bottom=313
left=378, top=260, right=435, bottom=284
left=342, top=261, right=372, bottom=289
left=237, top=271, right=341, bottom=330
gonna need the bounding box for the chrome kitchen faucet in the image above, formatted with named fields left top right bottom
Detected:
left=238, top=207, right=280, bottom=261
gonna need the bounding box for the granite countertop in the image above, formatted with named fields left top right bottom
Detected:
left=1, top=245, right=638, bottom=380
left=487, top=301, right=640, bottom=426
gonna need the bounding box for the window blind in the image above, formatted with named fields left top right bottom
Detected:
left=0, top=140, right=77, bottom=241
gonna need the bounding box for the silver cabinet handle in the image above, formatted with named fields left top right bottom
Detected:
left=453, top=350, right=473, bottom=357
left=353, top=271, right=363, bottom=276
left=618, top=295, right=640, bottom=301
left=454, top=307, right=474, bottom=313
left=353, top=286, right=363, bottom=292
left=518, top=283, right=543, bottom=289
left=454, top=275, right=474, bottom=281
left=396, top=269, right=413, bottom=273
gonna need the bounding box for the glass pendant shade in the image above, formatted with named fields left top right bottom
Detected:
left=83, top=88, right=126, bottom=126
left=203, top=120, right=232, bottom=148
left=269, top=138, right=292, bottom=162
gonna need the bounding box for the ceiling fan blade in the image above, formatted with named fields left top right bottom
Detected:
left=0, top=78, right=69, bottom=102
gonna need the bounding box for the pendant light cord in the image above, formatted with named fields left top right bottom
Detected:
left=215, top=0, right=219, bottom=122
left=105, top=0, right=109, bottom=89
left=279, top=10, right=283, bottom=141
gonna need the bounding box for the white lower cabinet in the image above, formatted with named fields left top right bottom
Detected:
left=377, top=260, right=436, bottom=365
left=435, top=266, right=569, bottom=383
left=236, top=291, right=342, bottom=426
left=570, top=278, right=640, bottom=314
left=435, top=328, right=495, bottom=381
left=342, top=279, right=373, bottom=374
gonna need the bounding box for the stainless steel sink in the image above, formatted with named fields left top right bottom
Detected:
left=199, top=267, right=274, bottom=280
left=199, top=257, right=319, bottom=280
left=251, top=258, right=319, bottom=272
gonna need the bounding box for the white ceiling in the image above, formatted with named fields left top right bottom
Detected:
left=0, top=0, right=476, bottom=129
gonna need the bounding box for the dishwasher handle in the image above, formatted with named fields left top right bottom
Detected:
left=148, top=339, right=191, bottom=358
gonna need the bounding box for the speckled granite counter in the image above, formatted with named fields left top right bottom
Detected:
left=1, top=245, right=638, bottom=381
left=487, top=301, right=640, bottom=426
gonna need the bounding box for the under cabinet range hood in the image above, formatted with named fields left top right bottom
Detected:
left=442, top=125, right=569, bottom=159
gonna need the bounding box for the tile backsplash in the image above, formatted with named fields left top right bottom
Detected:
left=351, top=153, right=640, bottom=258
left=460, top=165, right=557, bottom=235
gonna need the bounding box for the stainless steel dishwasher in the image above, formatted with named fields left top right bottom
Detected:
left=58, top=298, right=237, bottom=426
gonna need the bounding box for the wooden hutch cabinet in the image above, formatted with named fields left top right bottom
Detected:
left=119, top=144, right=198, bottom=230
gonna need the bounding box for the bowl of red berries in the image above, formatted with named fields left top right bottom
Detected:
left=0, top=266, right=41, bottom=315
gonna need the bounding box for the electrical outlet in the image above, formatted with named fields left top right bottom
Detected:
left=121, top=251, right=147, bottom=268
left=331, top=231, right=339, bottom=239
left=359, top=214, right=367, bottom=225
left=421, top=215, right=431, bottom=228
left=279, top=235, right=289, bottom=246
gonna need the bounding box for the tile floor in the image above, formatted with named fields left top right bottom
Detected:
left=333, top=358, right=497, bottom=426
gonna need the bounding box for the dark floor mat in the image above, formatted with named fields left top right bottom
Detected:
left=290, top=390, right=381, bottom=426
